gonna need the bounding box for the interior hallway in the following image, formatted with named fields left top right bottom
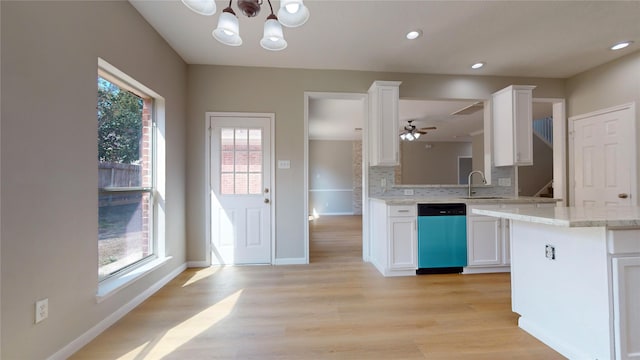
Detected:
left=71, top=215, right=563, bottom=359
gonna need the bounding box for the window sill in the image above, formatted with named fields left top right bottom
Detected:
left=96, top=256, right=172, bottom=303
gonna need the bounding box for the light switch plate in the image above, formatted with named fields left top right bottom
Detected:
left=498, top=178, right=511, bottom=186
left=277, top=160, right=291, bottom=169
left=404, top=189, right=414, bottom=196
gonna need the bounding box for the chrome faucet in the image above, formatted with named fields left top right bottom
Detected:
left=468, top=170, right=487, bottom=197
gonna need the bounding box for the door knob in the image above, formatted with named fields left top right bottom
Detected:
left=618, top=193, right=629, bottom=199
left=264, top=198, right=270, bottom=203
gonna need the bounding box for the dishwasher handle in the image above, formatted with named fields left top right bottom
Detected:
left=418, top=203, right=466, bottom=216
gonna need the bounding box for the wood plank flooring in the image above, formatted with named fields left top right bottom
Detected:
left=71, top=215, right=564, bottom=359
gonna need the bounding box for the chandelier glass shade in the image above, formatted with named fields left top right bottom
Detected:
left=277, top=0, right=310, bottom=27
left=182, top=0, right=309, bottom=51
left=212, top=8, right=243, bottom=46
left=181, top=0, right=217, bottom=15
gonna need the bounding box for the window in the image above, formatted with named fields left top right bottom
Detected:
left=220, top=127, right=263, bottom=195
left=97, top=66, right=155, bottom=282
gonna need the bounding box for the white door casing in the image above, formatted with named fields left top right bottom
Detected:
left=208, top=113, right=274, bottom=265
left=570, top=103, right=636, bottom=207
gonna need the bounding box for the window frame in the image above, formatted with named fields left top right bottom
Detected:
left=96, top=58, right=169, bottom=301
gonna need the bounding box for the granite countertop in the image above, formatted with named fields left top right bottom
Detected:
left=472, top=206, right=640, bottom=228
left=370, top=196, right=560, bottom=206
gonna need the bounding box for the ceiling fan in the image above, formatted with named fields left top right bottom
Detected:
left=399, top=120, right=436, bottom=141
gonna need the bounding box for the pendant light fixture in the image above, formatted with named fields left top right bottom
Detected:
left=277, top=0, right=310, bottom=27
left=182, top=0, right=310, bottom=51
left=212, top=5, right=243, bottom=46
left=260, top=8, right=287, bottom=51
left=182, top=0, right=217, bottom=15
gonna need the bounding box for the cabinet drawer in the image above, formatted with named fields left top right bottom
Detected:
left=389, top=205, right=416, bottom=217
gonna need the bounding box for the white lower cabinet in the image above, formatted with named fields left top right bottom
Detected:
left=467, top=215, right=503, bottom=267
left=389, top=216, right=417, bottom=270
left=369, top=200, right=417, bottom=276
left=611, top=256, right=640, bottom=359
left=465, top=203, right=545, bottom=274
left=608, top=229, right=640, bottom=359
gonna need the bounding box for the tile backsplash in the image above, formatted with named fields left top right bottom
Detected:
left=369, top=166, right=515, bottom=198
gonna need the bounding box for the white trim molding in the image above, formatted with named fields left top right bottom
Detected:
left=49, top=263, right=187, bottom=360
left=273, top=257, right=307, bottom=265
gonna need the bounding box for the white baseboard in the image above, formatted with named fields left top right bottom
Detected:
left=273, top=257, right=307, bottom=265
left=48, top=263, right=187, bottom=360
left=462, top=266, right=510, bottom=274
left=187, top=260, right=210, bottom=268
left=316, top=212, right=355, bottom=216
left=518, top=316, right=587, bottom=360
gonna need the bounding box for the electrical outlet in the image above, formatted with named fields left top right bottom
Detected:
left=404, top=189, right=414, bottom=196
left=35, top=298, right=48, bottom=324
left=545, top=245, right=556, bottom=260
left=498, top=178, right=511, bottom=187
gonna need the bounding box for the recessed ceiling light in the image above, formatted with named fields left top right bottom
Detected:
left=471, top=62, right=485, bottom=69
left=610, top=41, right=633, bottom=50
left=406, top=30, right=422, bottom=40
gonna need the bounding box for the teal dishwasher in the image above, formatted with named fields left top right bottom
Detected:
left=417, top=203, right=467, bottom=274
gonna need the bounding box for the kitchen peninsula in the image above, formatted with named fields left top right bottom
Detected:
left=473, top=206, right=640, bottom=360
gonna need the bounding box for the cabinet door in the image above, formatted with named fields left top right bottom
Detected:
left=611, top=256, right=640, bottom=360
left=368, top=81, right=401, bottom=166
left=492, top=87, right=515, bottom=167
left=467, top=215, right=501, bottom=266
left=502, top=219, right=511, bottom=265
left=514, top=88, right=533, bottom=165
left=389, top=217, right=416, bottom=270
left=492, top=85, right=535, bottom=167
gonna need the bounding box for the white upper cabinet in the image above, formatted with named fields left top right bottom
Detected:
left=368, top=81, right=401, bottom=166
left=492, top=85, right=536, bottom=167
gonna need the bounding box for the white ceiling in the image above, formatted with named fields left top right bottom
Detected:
left=129, top=0, right=640, bottom=141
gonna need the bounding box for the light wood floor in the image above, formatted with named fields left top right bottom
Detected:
left=72, top=215, right=564, bottom=359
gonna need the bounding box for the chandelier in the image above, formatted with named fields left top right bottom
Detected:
left=181, top=0, right=310, bottom=51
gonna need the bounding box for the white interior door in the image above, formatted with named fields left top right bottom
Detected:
left=210, top=114, right=272, bottom=264
left=571, top=105, right=635, bottom=207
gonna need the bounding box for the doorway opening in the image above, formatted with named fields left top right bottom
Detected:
left=304, top=92, right=367, bottom=263
left=515, top=98, right=566, bottom=205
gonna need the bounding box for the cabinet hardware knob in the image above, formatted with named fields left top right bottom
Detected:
left=618, top=193, right=629, bottom=199
left=264, top=198, right=270, bottom=203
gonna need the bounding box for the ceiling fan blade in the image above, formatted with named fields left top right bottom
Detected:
left=419, top=126, right=437, bottom=130
left=417, top=130, right=428, bottom=134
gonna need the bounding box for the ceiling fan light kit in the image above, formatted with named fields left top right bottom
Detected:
left=183, top=0, right=309, bottom=51
left=399, top=120, right=436, bottom=141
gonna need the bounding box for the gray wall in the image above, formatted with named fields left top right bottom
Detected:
left=566, top=49, right=640, bottom=204
left=471, top=132, right=485, bottom=184
left=309, top=140, right=354, bottom=215
left=1, top=2, right=187, bottom=358
left=399, top=141, right=472, bottom=184
left=186, top=66, right=565, bottom=262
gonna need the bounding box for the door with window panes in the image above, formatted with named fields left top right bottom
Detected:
left=210, top=114, right=272, bottom=264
